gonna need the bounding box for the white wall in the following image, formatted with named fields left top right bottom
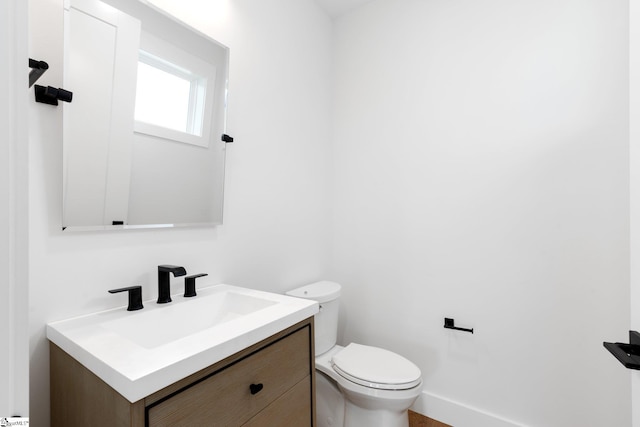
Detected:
left=331, top=1, right=630, bottom=426
left=28, top=0, right=332, bottom=424
left=1, top=0, right=29, bottom=417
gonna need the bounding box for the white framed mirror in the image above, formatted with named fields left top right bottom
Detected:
left=62, top=0, right=229, bottom=231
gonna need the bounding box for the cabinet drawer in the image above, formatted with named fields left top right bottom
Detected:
left=243, top=376, right=312, bottom=427
left=147, top=326, right=311, bottom=426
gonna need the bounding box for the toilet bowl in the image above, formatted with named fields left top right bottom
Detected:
left=287, top=281, right=423, bottom=427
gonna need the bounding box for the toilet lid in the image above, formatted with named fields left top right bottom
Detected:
left=331, top=343, right=422, bottom=390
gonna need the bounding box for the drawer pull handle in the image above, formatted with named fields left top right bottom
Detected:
left=249, top=383, right=264, bottom=395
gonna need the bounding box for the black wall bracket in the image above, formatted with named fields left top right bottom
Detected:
left=30, top=58, right=74, bottom=105
left=604, top=331, right=640, bottom=370
left=444, top=317, right=474, bottom=334
left=34, top=85, right=73, bottom=106
left=29, top=58, right=49, bottom=88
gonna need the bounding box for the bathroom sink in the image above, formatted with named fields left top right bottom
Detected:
left=47, top=284, right=318, bottom=402
left=102, top=291, right=278, bottom=349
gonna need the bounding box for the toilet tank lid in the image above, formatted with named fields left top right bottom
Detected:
left=286, top=281, right=341, bottom=303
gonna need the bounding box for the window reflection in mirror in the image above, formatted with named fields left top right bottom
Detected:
left=135, top=54, right=195, bottom=135
left=133, top=30, right=218, bottom=148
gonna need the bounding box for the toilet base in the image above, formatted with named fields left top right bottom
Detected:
left=344, top=400, right=409, bottom=427
left=316, top=371, right=414, bottom=427
left=315, top=345, right=422, bottom=427
left=316, top=371, right=345, bottom=427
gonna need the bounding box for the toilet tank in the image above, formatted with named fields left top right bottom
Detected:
left=287, top=281, right=341, bottom=356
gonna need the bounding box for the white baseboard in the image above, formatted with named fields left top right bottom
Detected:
left=411, top=391, right=524, bottom=427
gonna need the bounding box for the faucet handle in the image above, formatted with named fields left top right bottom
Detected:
left=108, top=286, right=144, bottom=311
left=184, top=274, right=208, bottom=297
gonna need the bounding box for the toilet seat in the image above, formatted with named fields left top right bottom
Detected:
left=331, top=343, right=422, bottom=390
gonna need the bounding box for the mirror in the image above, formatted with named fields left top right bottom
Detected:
left=62, top=0, right=229, bottom=231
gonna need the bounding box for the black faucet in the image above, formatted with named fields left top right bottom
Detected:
left=157, top=265, right=187, bottom=304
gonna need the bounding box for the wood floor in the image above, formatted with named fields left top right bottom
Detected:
left=409, top=410, right=453, bottom=427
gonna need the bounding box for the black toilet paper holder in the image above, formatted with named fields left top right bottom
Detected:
left=444, top=318, right=474, bottom=334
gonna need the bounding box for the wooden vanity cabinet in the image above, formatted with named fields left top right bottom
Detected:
left=50, top=317, right=316, bottom=427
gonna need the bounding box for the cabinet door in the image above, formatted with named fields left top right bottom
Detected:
left=147, top=327, right=311, bottom=426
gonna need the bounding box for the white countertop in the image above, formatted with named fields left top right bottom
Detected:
left=47, top=284, right=318, bottom=402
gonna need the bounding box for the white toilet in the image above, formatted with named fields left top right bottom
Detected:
left=287, top=281, right=423, bottom=427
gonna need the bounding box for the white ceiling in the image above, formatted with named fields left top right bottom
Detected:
left=314, top=0, right=376, bottom=18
